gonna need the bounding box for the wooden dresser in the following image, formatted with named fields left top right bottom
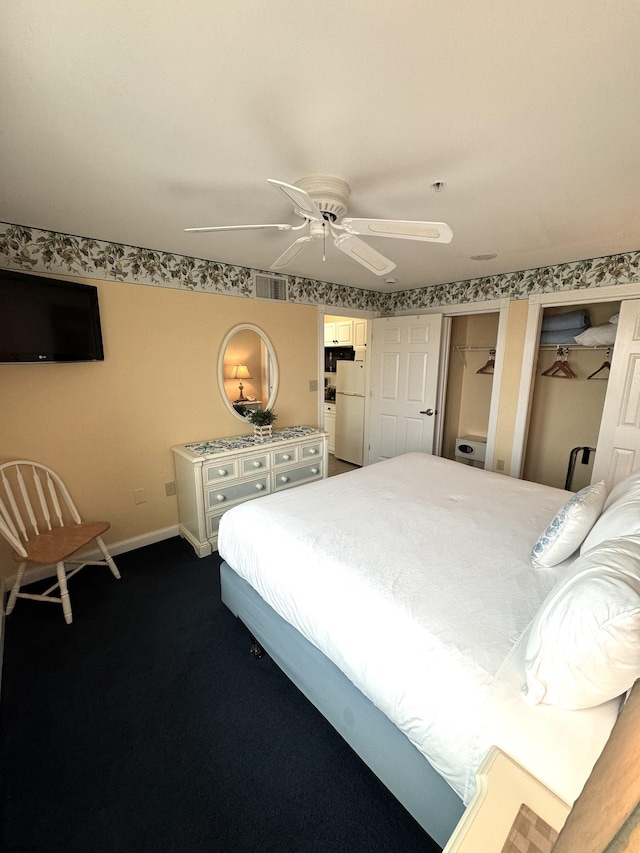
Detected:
left=172, top=426, right=328, bottom=557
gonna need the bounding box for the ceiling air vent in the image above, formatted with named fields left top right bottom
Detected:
left=253, top=273, right=288, bottom=301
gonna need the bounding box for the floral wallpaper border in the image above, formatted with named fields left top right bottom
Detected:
left=1, top=222, right=639, bottom=312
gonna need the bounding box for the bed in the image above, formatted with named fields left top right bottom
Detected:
left=218, top=453, right=640, bottom=847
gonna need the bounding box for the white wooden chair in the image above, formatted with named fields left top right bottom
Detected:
left=0, top=461, right=120, bottom=624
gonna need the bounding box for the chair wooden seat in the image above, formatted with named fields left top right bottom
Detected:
left=1, top=461, right=120, bottom=624
left=15, top=521, right=111, bottom=565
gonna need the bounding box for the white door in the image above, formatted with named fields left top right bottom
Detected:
left=593, top=299, right=640, bottom=488
left=368, top=314, right=443, bottom=463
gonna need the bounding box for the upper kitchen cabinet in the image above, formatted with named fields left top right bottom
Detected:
left=324, top=318, right=354, bottom=346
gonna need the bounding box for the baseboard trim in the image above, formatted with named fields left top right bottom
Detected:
left=2, top=525, right=180, bottom=588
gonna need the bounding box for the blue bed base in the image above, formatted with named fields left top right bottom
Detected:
left=220, top=561, right=464, bottom=848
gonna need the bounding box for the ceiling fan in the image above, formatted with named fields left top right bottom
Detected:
left=185, top=176, right=453, bottom=276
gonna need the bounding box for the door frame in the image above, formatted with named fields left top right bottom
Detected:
left=511, top=282, right=640, bottom=479
left=396, top=298, right=509, bottom=472
left=317, top=307, right=375, bottom=431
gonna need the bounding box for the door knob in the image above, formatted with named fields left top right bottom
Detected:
left=420, top=408, right=437, bottom=416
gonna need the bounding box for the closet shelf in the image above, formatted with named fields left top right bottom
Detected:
left=538, top=344, right=613, bottom=351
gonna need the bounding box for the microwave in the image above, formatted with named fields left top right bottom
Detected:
left=324, top=346, right=355, bottom=372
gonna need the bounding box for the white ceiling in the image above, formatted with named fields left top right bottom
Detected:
left=3, top=1, right=640, bottom=294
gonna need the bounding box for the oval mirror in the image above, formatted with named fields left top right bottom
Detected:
left=218, top=324, right=279, bottom=422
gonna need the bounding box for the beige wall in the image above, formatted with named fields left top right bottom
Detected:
left=0, top=278, right=320, bottom=577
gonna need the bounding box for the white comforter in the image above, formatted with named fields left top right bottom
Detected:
left=218, top=453, right=618, bottom=804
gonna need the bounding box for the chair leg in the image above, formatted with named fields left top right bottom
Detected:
left=95, top=536, right=121, bottom=579
left=56, top=562, right=73, bottom=624
left=5, top=561, right=26, bottom=615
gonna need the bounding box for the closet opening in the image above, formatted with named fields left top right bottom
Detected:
left=522, top=300, right=620, bottom=490
left=441, top=312, right=500, bottom=469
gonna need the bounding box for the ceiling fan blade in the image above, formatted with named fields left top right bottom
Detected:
left=341, top=218, right=453, bottom=243
left=270, top=235, right=313, bottom=270
left=333, top=234, right=396, bottom=276
left=185, top=223, right=293, bottom=233
left=267, top=179, right=323, bottom=222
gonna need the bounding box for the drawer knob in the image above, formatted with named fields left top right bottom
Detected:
left=218, top=468, right=227, bottom=476
left=280, top=475, right=289, bottom=483
left=255, top=483, right=264, bottom=491
left=252, top=460, right=262, bottom=468
left=308, top=448, right=317, bottom=455
left=216, top=494, right=226, bottom=502
left=311, top=467, right=319, bottom=475
left=282, top=453, right=290, bottom=461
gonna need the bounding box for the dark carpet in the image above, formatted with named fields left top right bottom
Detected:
left=0, top=537, right=441, bottom=852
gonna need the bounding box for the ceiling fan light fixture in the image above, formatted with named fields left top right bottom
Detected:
left=294, top=175, right=350, bottom=221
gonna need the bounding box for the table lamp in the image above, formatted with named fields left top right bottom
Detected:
left=231, top=364, right=252, bottom=402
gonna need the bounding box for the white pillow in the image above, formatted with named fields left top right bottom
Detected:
left=531, top=481, right=606, bottom=567
left=523, top=536, right=640, bottom=710
left=574, top=324, right=617, bottom=346
left=581, top=489, right=640, bottom=554
left=603, top=468, right=640, bottom=511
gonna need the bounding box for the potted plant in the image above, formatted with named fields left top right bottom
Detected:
left=247, top=407, right=277, bottom=441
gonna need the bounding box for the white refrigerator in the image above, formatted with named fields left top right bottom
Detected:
left=335, top=361, right=366, bottom=465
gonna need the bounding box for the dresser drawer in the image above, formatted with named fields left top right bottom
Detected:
left=273, top=447, right=299, bottom=466
left=206, top=512, right=224, bottom=541
left=301, top=442, right=323, bottom=460
left=206, top=475, right=269, bottom=509
left=203, top=459, right=239, bottom=485
left=273, top=461, right=323, bottom=491
left=242, top=453, right=269, bottom=476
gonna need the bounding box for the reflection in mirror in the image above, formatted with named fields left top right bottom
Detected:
left=218, top=324, right=278, bottom=421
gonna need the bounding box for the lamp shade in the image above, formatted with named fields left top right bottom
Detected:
left=231, top=364, right=252, bottom=380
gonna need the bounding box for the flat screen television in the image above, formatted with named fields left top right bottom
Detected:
left=0, top=269, right=104, bottom=363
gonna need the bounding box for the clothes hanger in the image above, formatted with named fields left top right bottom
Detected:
left=540, top=346, right=564, bottom=376
left=587, top=348, right=612, bottom=380
left=541, top=347, right=577, bottom=378
left=476, top=348, right=496, bottom=374
left=553, top=348, right=577, bottom=378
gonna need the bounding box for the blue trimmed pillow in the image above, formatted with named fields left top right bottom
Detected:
left=531, top=481, right=606, bottom=568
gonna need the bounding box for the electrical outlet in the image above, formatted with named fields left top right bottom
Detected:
left=165, top=480, right=177, bottom=497
left=309, top=379, right=318, bottom=392
left=496, top=459, right=505, bottom=472
left=134, top=488, right=146, bottom=505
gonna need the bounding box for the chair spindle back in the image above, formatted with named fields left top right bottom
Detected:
left=0, top=462, right=82, bottom=556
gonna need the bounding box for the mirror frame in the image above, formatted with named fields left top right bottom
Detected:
left=217, top=323, right=279, bottom=422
